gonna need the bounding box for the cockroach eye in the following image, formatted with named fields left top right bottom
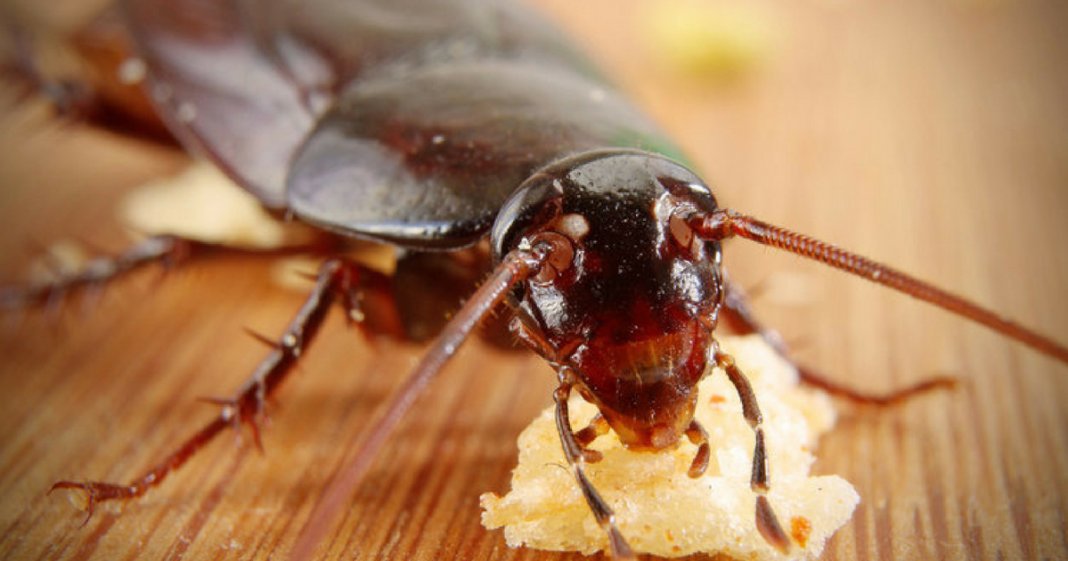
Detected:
left=556, top=213, right=590, bottom=242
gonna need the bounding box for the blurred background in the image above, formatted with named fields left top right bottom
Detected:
left=0, top=1, right=1065, bottom=560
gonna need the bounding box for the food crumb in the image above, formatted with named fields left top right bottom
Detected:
left=791, top=516, right=813, bottom=549
left=481, top=335, right=858, bottom=559
left=643, top=0, right=776, bottom=82
left=120, top=160, right=315, bottom=248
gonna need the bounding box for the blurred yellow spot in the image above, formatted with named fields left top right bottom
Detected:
left=644, top=0, right=775, bottom=83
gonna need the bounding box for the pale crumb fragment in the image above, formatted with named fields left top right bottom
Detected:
left=643, top=0, right=776, bottom=82
left=270, top=243, right=396, bottom=293
left=481, top=335, right=858, bottom=560
left=27, top=240, right=90, bottom=285
left=120, top=160, right=316, bottom=248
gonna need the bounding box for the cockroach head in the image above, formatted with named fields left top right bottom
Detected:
left=491, top=149, right=727, bottom=450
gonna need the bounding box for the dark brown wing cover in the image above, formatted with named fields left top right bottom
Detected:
left=124, top=0, right=683, bottom=247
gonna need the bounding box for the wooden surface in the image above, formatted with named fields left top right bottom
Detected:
left=1, top=1, right=1067, bottom=560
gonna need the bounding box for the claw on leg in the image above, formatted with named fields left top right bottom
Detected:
left=714, top=341, right=792, bottom=554
left=553, top=377, right=635, bottom=560
left=684, top=419, right=710, bottom=478
left=47, top=258, right=379, bottom=522
left=755, top=495, right=791, bottom=554
left=197, top=395, right=267, bottom=452
left=574, top=413, right=609, bottom=463
left=49, top=480, right=138, bottom=526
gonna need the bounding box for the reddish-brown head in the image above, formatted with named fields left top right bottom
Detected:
left=492, top=149, right=724, bottom=450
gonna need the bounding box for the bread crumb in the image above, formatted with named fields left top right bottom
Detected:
left=27, top=240, right=90, bottom=285
left=644, top=1, right=775, bottom=82
left=120, top=160, right=315, bottom=248
left=481, top=335, right=857, bottom=560
left=790, top=516, right=813, bottom=549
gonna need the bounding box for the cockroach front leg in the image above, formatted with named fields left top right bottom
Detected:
left=720, top=276, right=956, bottom=406
left=573, top=413, right=610, bottom=463
left=49, top=257, right=376, bottom=522
left=684, top=419, right=711, bottom=478
left=712, top=340, right=792, bottom=554
left=553, top=374, right=635, bottom=561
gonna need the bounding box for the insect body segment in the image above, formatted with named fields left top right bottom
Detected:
left=493, top=150, right=725, bottom=451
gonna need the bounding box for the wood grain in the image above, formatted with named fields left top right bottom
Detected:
left=1, top=1, right=1066, bottom=560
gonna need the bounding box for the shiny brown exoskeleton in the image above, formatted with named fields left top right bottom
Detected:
left=8, top=1, right=1068, bottom=560
left=495, top=150, right=723, bottom=451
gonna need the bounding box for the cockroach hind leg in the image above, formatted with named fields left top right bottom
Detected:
left=48, top=480, right=137, bottom=526
left=1, top=235, right=193, bottom=313
left=798, top=364, right=957, bottom=407
left=720, top=275, right=958, bottom=406
left=3, top=234, right=337, bottom=316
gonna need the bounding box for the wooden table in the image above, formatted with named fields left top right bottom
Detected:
left=1, top=1, right=1066, bottom=560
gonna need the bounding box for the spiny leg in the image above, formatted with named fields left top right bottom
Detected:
left=1, top=21, right=97, bottom=119
left=712, top=341, right=791, bottom=553
left=554, top=376, right=635, bottom=561
left=2, top=234, right=333, bottom=312
left=288, top=242, right=553, bottom=561
left=49, top=257, right=373, bottom=521
left=721, top=276, right=956, bottom=406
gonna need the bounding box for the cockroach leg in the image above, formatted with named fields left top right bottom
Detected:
left=1, top=22, right=96, bottom=119
left=684, top=419, right=710, bottom=478
left=574, top=413, right=608, bottom=447
left=554, top=375, right=635, bottom=561
left=2, top=234, right=335, bottom=313
left=796, top=366, right=957, bottom=407
left=3, top=234, right=178, bottom=311
left=334, top=265, right=406, bottom=342
left=713, top=341, right=792, bottom=554
left=573, top=413, right=609, bottom=463
left=49, top=257, right=375, bottom=520
left=289, top=245, right=552, bottom=561
left=720, top=276, right=957, bottom=405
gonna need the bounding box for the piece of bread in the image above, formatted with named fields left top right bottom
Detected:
left=120, top=160, right=314, bottom=248
left=481, top=334, right=858, bottom=560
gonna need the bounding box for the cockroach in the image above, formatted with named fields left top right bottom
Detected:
left=3, top=0, right=1066, bottom=559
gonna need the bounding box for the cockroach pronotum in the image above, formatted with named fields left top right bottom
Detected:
left=1, top=0, right=1065, bottom=560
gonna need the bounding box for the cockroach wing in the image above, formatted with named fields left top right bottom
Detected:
left=122, top=0, right=320, bottom=208
left=285, top=57, right=682, bottom=249
left=120, top=0, right=592, bottom=212
left=124, top=0, right=685, bottom=247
